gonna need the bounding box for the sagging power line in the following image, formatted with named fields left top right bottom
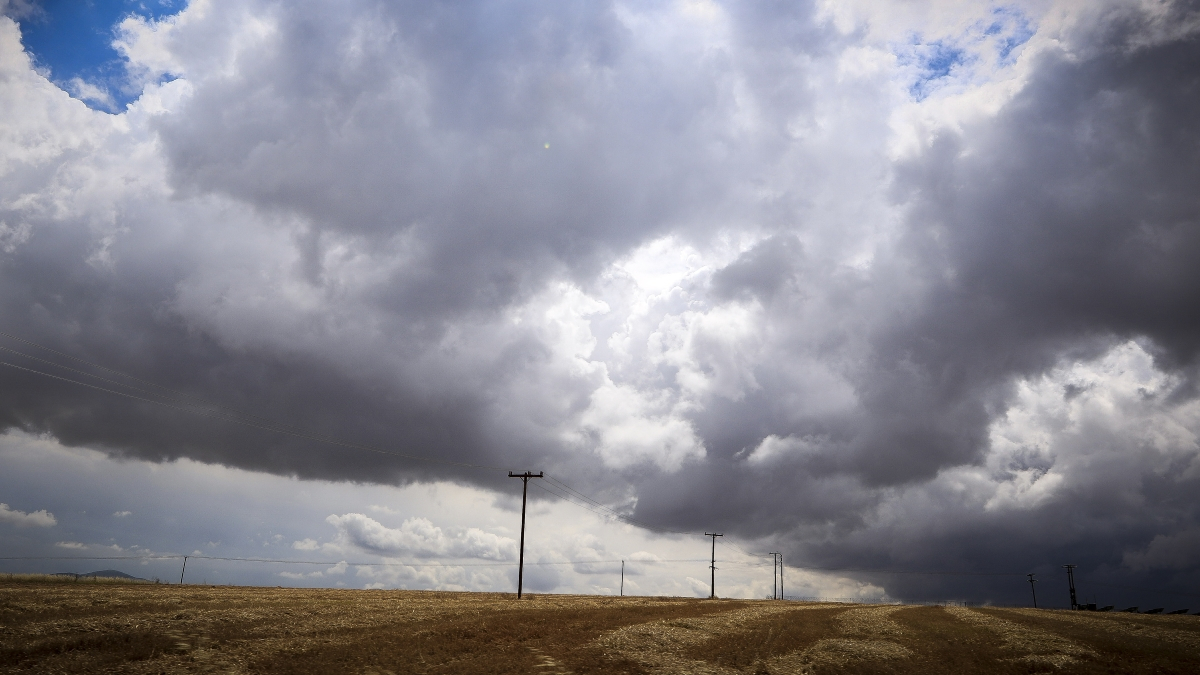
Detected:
left=0, top=356, right=504, bottom=472
left=0, top=554, right=710, bottom=567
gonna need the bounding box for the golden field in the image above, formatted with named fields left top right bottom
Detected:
left=1, top=577, right=1198, bottom=674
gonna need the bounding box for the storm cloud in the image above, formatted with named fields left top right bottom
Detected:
left=2, top=0, right=1199, bottom=603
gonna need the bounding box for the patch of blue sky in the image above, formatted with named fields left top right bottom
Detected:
left=896, top=5, right=1036, bottom=102
left=991, top=6, right=1035, bottom=62
left=901, top=39, right=972, bottom=101
left=17, top=0, right=184, bottom=112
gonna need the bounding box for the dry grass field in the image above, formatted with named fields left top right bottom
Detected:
left=2, top=577, right=1198, bottom=674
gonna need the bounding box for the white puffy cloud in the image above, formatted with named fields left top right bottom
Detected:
left=279, top=560, right=347, bottom=579
left=0, top=502, right=56, bottom=527
left=326, top=513, right=517, bottom=561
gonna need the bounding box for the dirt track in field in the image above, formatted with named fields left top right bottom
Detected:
left=2, top=580, right=1198, bottom=674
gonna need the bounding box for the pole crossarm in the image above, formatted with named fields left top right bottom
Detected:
left=509, top=471, right=543, bottom=599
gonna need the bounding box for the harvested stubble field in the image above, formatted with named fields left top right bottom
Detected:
left=2, top=579, right=1198, bottom=674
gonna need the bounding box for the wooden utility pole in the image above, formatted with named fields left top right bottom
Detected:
left=179, top=556, right=188, bottom=585
left=621, top=560, right=625, bottom=596
left=705, top=533, right=722, bottom=598
left=509, top=471, right=543, bottom=599
left=1027, top=573, right=1038, bottom=608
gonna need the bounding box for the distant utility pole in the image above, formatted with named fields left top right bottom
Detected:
left=769, top=552, right=781, bottom=600
left=1027, top=573, right=1038, bottom=608
left=179, top=556, right=188, bottom=585
left=620, top=560, right=625, bottom=597
left=1062, top=564, right=1078, bottom=610
left=705, top=532, right=722, bottom=598
left=509, top=471, right=543, bottom=599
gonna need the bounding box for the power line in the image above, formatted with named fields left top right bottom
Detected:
left=782, top=564, right=1026, bottom=577
left=542, top=475, right=637, bottom=520
left=0, top=358, right=504, bottom=472
left=717, top=537, right=770, bottom=560
left=0, top=554, right=711, bottom=567
left=0, top=342, right=293, bottom=431
left=1085, top=582, right=1200, bottom=600
left=0, top=330, right=198, bottom=395
left=539, top=474, right=708, bottom=538
left=717, top=541, right=1030, bottom=577
left=0, top=331, right=512, bottom=471
left=530, top=480, right=625, bottom=522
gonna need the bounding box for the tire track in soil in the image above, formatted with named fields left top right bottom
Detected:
left=764, top=605, right=912, bottom=674
left=997, top=608, right=1200, bottom=651
left=593, top=602, right=818, bottom=674
left=528, top=646, right=572, bottom=675
left=942, top=605, right=1094, bottom=668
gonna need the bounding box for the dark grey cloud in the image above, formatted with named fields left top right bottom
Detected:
left=760, top=1, right=1200, bottom=603
left=596, top=0, right=1200, bottom=606
left=0, top=0, right=843, bottom=489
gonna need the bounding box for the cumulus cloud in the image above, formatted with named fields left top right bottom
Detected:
left=326, top=513, right=517, bottom=561
left=0, top=502, right=55, bottom=527
left=279, top=560, right=347, bottom=579
left=1124, top=529, right=1200, bottom=572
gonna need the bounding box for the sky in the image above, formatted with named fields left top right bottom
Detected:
left=0, top=0, right=1198, bottom=609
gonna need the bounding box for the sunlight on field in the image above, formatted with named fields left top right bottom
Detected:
left=1, top=578, right=1198, bottom=673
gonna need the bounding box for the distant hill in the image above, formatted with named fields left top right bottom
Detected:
left=52, top=570, right=147, bottom=581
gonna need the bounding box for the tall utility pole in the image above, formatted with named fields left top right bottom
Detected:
left=620, top=560, right=625, bottom=597
left=779, top=553, right=784, bottom=600
left=1027, top=573, right=1038, bottom=608
left=508, top=471, right=543, bottom=599
left=179, top=556, right=188, bottom=585
left=1063, top=564, right=1078, bottom=610
left=705, top=532, right=722, bottom=598
left=769, top=552, right=781, bottom=600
